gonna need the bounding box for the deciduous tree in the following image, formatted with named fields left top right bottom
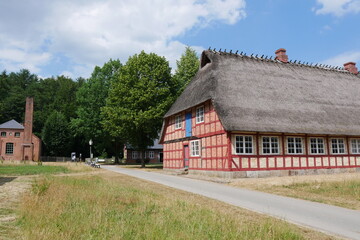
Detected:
left=71, top=59, right=122, bottom=160
left=102, top=51, right=177, bottom=167
left=42, top=111, right=72, bottom=156
left=173, top=46, right=199, bottom=95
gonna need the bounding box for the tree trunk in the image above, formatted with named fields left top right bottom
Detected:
left=114, top=140, right=119, bottom=164
left=141, top=150, right=145, bottom=168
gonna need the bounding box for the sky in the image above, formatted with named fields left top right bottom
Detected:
left=0, top=0, right=359, bottom=79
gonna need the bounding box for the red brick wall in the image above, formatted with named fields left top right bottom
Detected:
left=0, top=129, right=41, bottom=161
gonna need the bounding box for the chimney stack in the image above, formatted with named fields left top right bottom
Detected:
left=275, top=48, right=288, bottom=63
left=343, top=62, right=359, bottom=75
left=24, top=97, right=34, bottom=144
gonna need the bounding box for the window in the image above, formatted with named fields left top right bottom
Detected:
left=234, top=135, right=253, bottom=154
left=351, top=139, right=360, bottom=154
left=287, top=137, right=303, bottom=154
left=190, top=140, right=200, bottom=156
left=149, top=151, right=154, bottom=159
left=1, top=132, right=6, bottom=137
left=5, top=143, right=13, bottom=155
left=331, top=139, right=345, bottom=154
left=132, top=151, right=138, bottom=159
left=15, top=132, right=20, bottom=137
left=309, top=138, right=325, bottom=154
left=262, top=136, right=279, bottom=154
left=196, top=106, right=204, bottom=123
left=175, top=115, right=182, bottom=129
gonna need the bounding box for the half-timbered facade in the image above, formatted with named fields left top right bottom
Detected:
left=160, top=48, right=360, bottom=178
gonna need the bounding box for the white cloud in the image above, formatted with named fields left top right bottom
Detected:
left=0, top=0, right=246, bottom=78
left=314, top=0, right=360, bottom=16
left=322, top=51, right=360, bottom=67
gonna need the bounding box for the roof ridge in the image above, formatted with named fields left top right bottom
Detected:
left=207, top=47, right=357, bottom=75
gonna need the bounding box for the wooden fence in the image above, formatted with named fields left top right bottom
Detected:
left=40, top=156, right=72, bottom=162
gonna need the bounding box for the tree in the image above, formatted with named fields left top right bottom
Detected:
left=173, top=46, right=199, bottom=95
left=0, top=71, right=9, bottom=122
left=42, top=111, right=72, bottom=156
left=71, top=59, right=122, bottom=160
left=0, top=69, right=39, bottom=123
left=102, top=51, right=177, bottom=167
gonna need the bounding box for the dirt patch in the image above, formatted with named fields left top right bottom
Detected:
left=0, top=176, right=33, bottom=209
left=0, top=175, right=33, bottom=239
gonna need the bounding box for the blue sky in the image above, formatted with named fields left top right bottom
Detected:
left=0, top=0, right=359, bottom=79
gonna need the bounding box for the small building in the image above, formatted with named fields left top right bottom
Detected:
left=124, top=139, right=163, bottom=164
left=0, top=97, right=41, bottom=161
left=160, top=48, right=360, bottom=178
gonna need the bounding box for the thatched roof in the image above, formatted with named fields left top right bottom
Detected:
left=164, top=50, right=360, bottom=136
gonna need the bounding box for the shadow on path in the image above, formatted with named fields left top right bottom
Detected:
left=0, top=177, right=17, bottom=187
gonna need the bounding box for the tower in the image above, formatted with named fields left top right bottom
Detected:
left=22, top=97, right=34, bottom=160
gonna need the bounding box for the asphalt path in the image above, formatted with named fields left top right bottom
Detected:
left=102, top=165, right=360, bottom=240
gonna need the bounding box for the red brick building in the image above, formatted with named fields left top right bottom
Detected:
left=160, top=48, right=360, bottom=178
left=124, top=139, right=163, bottom=164
left=0, top=97, right=41, bottom=161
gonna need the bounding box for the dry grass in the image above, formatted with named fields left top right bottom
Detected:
left=228, top=172, right=360, bottom=210
left=7, top=171, right=336, bottom=240
left=0, top=161, right=98, bottom=240
left=43, top=161, right=97, bottom=173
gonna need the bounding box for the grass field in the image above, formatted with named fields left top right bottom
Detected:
left=0, top=164, right=69, bottom=176
left=229, top=172, right=360, bottom=210
left=2, top=171, right=334, bottom=240
left=0, top=161, right=96, bottom=176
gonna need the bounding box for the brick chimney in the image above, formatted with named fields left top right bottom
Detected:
left=24, top=97, right=34, bottom=144
left=343, top=62, right=359, bottom=75
left=275, top=48, right=288, bottom=63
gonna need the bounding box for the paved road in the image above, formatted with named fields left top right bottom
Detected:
left=102, top=165, right=360, bottom=240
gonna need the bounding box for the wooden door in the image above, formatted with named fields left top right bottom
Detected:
left=184, top=145, right=189, bottom=168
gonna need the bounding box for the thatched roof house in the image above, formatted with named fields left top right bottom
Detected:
left=165, top=49, right=360, bottom=135
left=161, top=48, right=360, bottom=178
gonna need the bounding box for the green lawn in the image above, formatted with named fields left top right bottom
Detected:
left=0, top=165, right=69, bottom=176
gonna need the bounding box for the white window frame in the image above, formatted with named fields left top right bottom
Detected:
left=331, top=138, right=346, bottom=154
left=233, top=135, right=254, bottom=155
left=309, top=137, right=325, bottom=155
left=1, top=132, right=6, bottom=137
left=175, top=115, right=182, bottom=129
left=132, top=151, right=138, bottom=159
left=195, top=106, right=204, bottom=124
left=5, top=142, right=13, bottom=155
left=287, top=137, right=303, bottom=154
left=149, top=151, right=154, bottom=159
left=190, top=140, right=200, bottom=157
left=262, top=136, right=280, bottom=155
left=350, top=139, right=360, bottom=154
left=15, top=132, right=20, bottom=137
